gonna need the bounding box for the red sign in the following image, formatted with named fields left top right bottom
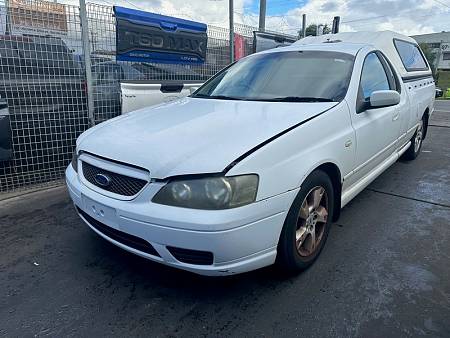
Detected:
left=234, top=33, right=245, bottom=60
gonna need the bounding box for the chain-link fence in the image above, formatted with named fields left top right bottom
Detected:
left=0, top=1, right=88, bottom=193
left=0, top=0, right=292, bottom=194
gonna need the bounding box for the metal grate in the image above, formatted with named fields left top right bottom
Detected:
left=167, top=246, right=214, bottom=265
left=0, top=1, right=89, bottom=193
left=0, top=0, right=295, bottom=195
left=82, top=161, right=147, bottom=197
left=77, top=207, right=160, bottom=257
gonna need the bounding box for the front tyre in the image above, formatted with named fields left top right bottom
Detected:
left=277, top=170, right=334, bottom=272
left=402, top=118, right=424, bottom=161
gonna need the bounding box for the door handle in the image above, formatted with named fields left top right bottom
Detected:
left=345, top=140, right=352, bottom=148
left=392, top=112, right=400, bottom=121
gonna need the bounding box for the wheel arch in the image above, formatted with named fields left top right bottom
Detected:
left=303, top=162, right=342, bottom=222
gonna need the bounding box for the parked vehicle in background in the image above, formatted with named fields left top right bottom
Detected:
left=121, top=81, right=203, bottom=114
left=66, top=31, right=434, bottom=276
left=0, top=96, right=12, bottom=161
left=0, top=35, right=85, bottom=111
left=72, top=54, right=112, bottom=68
left=0, top=34, right=87, bottom=176
left=253, top=31, right=297, bottom=53
left=435, top=87, right=443, bottom=98
left=92, top=61, right=205, bottom=116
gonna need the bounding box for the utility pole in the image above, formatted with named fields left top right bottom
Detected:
left=229, top=0, right=234, bottom=63
left=79, top=0, right=95, bottom=127
left=332, top=16, right=340, bottom=34
left=259, top=0, right=266, bottom=32
left=435, top=40, right=444, bottom=74
left=301, top=14, right=306, bottom=38
left=5, top=0, right=11, bottom=35
left=316, top=24, right=323, bottom=36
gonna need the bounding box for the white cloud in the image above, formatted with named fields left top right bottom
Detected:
left=59, top=0, right=450, bottom=36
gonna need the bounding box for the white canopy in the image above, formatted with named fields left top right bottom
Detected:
left=294, top=31, right=432, bottom=79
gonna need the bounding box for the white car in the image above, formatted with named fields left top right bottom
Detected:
left=66, top=31, right=435, bottom=276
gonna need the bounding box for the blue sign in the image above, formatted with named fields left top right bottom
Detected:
left=114, top=6, right=208, bottom=64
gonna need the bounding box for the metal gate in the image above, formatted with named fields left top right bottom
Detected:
left=0, top=0, right=291, bottom=194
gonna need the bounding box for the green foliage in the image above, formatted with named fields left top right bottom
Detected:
left=298, top=24, right=331, bottom=38
left=419, top=43, right=436, bottom=75
left=444, top=88, right=450, bottom=99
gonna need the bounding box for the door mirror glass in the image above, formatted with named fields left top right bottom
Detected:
left=369, top=90, right=400, bottom=108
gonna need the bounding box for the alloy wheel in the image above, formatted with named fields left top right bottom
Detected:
left=295, top=186, right=329, bottom=257
left=414, top=120, right=424, bottom=153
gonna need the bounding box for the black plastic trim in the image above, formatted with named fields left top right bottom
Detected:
left=77, top=207, right=160, bottom=257
left=81, top=151, right=149, bottom=173
left=167, top=246, right=213, bottom=265
left=160, top=84, right=183, bottom=93
left=401, top=75, right=434, bottom=83
left=376, top=51, right=401, bottom=94
left=121, top=80, right=203, bottom=85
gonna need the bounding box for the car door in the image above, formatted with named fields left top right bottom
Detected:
left=348, top=51, right=402, bottom=184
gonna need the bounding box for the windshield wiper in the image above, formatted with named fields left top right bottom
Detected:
left=192, top=94, right=244, bottom=101
left=266, top=97, right=335, bottom=102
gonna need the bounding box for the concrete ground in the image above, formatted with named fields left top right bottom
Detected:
left=1, top=101, right=449, bottom=337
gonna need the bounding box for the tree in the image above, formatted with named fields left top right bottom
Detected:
left=419, top=43, right=436, bottom=75
left=299, top=24, right=331, bottom=38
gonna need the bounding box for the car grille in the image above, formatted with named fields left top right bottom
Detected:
left=167, top=246, right=214, bottom=265
left=77, top=207, right=160, bottom=257
left=82, top=161, right=147, bottom=196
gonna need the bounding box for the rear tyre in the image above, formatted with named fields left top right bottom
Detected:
left=276, top=170, right=334, bottom=272
left=402, top=118, right=424, bottom=161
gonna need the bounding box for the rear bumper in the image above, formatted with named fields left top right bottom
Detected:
left=66, top=165, right=297, bottom=276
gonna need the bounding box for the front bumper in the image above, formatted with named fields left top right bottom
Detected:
left=66, top=165, right=297, bottom=276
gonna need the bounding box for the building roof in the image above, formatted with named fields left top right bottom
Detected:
left=412, top=31, right=450, bottom=43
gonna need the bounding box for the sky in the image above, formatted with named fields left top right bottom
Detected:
left=59, top=0, right=450, bottom=36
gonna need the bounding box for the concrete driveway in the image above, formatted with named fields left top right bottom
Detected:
left=1, top=101, right=449, bottom=337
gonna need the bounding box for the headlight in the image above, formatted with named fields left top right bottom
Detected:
left=152, top=175, right=258, bottom=210
left=71, top=150, right=78, bottom=173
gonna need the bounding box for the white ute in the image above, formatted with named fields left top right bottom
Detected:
left=66, top=31, right=435, bottom=276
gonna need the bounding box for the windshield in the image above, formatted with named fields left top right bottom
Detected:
left=192, top=50, right=355, bottom=102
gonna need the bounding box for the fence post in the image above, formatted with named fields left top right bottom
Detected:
left=229, top=0, right=234, bottom=63
left=258, top=0, right=266, bottom=32
left=79, top=0, right=95, bottom=127
left=301, top=14, right=306, bottom=38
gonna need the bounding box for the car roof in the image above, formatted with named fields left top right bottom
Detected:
left=260, top=41, right=367, bottom=56
left=294, top=30, right=418, bottom=48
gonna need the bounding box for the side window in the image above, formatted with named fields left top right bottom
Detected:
left=360, top=53, right=390, bottom=100
left=394, top=39, right=428, bottom=71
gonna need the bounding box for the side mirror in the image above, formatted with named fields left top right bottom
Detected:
left=369, top=90, right=400, bottom=108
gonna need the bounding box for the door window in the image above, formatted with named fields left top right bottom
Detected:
left=360, top=53, right=390, bottom=100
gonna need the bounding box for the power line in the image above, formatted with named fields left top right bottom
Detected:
left=120, top=0, right=145, bottom=11
left=341, top=6, right=449, bottom=25
left=431, top=0, right=450, bottom=9
left=93, top=0, right=115, bottom=7
left=345, top=12, right=450, bottom=29
left=342, top=15, right=388, bottom=24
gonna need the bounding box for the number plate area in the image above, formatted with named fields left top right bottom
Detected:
left=81, top=195, right=119, bottom=230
